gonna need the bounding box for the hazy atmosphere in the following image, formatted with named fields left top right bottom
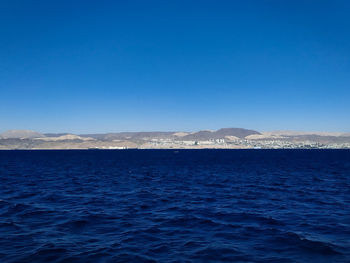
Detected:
left=1, top=0, right=350, bottom=133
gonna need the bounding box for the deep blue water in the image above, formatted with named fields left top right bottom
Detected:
left=0, top=149, right=350, bottom=263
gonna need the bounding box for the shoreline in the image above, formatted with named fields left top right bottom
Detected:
left=1, top=147, right=349, bottom=150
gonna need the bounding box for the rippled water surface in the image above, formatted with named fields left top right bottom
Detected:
left=0, top=149, right=350, bottom=262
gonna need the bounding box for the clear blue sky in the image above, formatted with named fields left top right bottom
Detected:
left=1, top=0, right=349, bottom=133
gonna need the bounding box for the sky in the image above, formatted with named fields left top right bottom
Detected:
left=0, top=0, right=349, bottom=133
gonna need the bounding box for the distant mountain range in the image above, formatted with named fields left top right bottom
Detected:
left=79, top=128, right=261, bottom=141
left=180, top=128, right=260, bottom=140
left=0, top=130, right=45, bottom=139
left=0, top=128, right=349, bottom=149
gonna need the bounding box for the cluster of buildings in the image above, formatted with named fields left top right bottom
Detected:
left=228, top=139, right=350, bottom=149
left=145, top=138, right=350, bottom=149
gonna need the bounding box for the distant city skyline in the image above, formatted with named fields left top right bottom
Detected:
left=1, top=1, right=350, bottom=133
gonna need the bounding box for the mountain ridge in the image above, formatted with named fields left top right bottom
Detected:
left=2, top=128, right=350, bottom=140
left=1, top=128, right=350, bottom=149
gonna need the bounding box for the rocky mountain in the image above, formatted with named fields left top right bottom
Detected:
left=246, top=131, right=350, bottom=143
left=216, top=128, right=261, bottom=139
left=181, top=128, right=261, bottom=140
left=44, top=133, right=70, bottom=137
left=84, top=128, right=261, bottom=142
left=82, top=132, right=176, bottom=141
left=0, top=130, right=44, bottom=139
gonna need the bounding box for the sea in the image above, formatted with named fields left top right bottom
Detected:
left=0, top=149, right=349, bottom=263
